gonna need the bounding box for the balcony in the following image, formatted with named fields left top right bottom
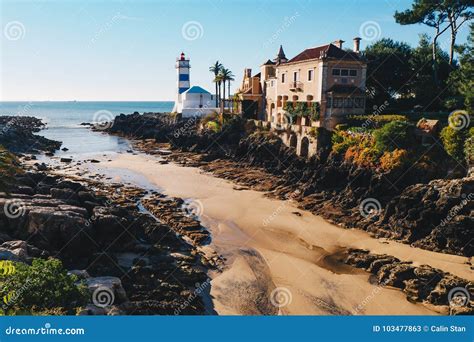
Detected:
left=289, top=81, right=303, bottom=91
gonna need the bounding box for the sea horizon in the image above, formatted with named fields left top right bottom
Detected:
left=0, top=101, right=175, bottom=156
left=0, top=100, right=174, bottom=102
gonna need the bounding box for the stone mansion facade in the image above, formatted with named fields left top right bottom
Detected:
left=236, top=38, right=367, bottom=157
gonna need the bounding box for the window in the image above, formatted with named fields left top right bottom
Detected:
left=341, top=78, right=348, bottom=84
left=354, top=98, right=365, bottom=108
left=333, top=97, right=344, bottom=108
left=344, top=98, right=353, bottom=108
left=270, top=80, right=275, bottom=87
left=308, top=70, right=313, bottom=81
left=334, top=69, right=357, bottom=77
left=281, top=73, right=285, bottom=83
left=327, top=97, right=332, bottom=108
left=293, top=71, right=299, bottom=82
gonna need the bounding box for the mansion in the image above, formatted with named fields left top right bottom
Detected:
left=237, top=38, right=367, bottom=131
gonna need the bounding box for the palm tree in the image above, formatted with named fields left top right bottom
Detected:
left=219, top=68, right=235, bottom=110
left=209, top=61, right=223, bottom=107
left=214, top=74, right=223, bottom=108
left=226, top=70, right=235, bottom=106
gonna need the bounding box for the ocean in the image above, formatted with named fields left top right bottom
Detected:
left=0, top=101, right=174, bottom=157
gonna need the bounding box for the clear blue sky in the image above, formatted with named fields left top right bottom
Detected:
left=0, top=0, right=470, bottom=101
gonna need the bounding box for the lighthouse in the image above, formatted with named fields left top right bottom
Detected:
left=172, top=52, right=190, bottom=112
left=172, top=52, right=217, bottom=116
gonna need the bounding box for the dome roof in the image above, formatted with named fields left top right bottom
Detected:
left=183, top=86, right=211, bottom=94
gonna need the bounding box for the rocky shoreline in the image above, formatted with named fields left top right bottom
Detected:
left=105, top=113, right=474, bottom=258
left=97, top=112, right=474, bottom=315
left=0, top=116, right=61, bottom=153
left=341, top=248, right=473, bottom=315
left=0, top=118, right=215, bottom=315
left=1, top=114, right=472, bottom=315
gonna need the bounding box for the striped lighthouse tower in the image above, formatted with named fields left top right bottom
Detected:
left=172, top=52, right=190, bottom=112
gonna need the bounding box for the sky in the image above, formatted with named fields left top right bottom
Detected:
left=0, top=0, right=471, bottom=101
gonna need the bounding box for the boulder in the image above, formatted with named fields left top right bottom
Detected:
left=50, top=188, right=79, bottom=201
left=376, top=263, right=415, bottom=288
left=86, top=276, right=128, bottom=305
left=427, top=275, right=470, bottom=305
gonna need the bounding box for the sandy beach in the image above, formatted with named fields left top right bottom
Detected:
left=56, top=151, right=470, bottom=316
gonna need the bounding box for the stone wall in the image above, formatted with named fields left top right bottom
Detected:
left=252, top=120, right=319, bottom=158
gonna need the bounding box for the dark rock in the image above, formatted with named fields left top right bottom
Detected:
left=343, top=249, right=473, bottom=311
left=50, top=188, right=79, bottom=201
left=0, top=116, right=61, bottom=154
left=35, top=163, right=48, bottom=171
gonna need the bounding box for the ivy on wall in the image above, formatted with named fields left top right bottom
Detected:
left=283, top=101, right=320, bottom=121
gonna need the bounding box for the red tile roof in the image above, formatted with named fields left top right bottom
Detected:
left=287, top=44, right=361, bottom=63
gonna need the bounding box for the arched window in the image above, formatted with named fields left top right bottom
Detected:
left=289, top=134, right=297, bottom=148
left=300, top=137, right=309, bottom=157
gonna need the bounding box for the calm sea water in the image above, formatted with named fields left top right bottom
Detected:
left=0, top=101, right=174, bottom=156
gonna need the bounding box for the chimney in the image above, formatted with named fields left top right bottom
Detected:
left=353, top=37, right=361, bottom=53
left=333, top=39, right=345, bottom=49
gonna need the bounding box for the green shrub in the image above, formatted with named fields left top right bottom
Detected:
left=373, top=121, right=414, bottom=153
left=331, top=130, right=355, bottom=154
left=0, top=258, right=88, bottom=315
left=335, top=124, right=348, bottom=131
left=346, top=114, right=407, bottom=128
left=206, top=121, right=221, bottom=133
left=200, top=112, right=219, bottom=126
left=465, top=128, right=474, bottom=165
left=345, top=145, right=380, bottom=168
left=440, top=126, right=468, bottom=162
left=380, top=149, right=410, bottom=171
left=347, top=127, right=370, bottom=134
left=308, top=127, right=318, bottom=138
left=0, top=147, right=20, bottom=192
left=333, top=121, right=416, bottom=168
left=331, top=130, right=377, bottom=164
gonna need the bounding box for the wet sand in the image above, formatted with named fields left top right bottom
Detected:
left=57, top=152, right=473, bottom=315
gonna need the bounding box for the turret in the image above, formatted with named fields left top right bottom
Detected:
left=274, top=45, right=288, bottom=64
